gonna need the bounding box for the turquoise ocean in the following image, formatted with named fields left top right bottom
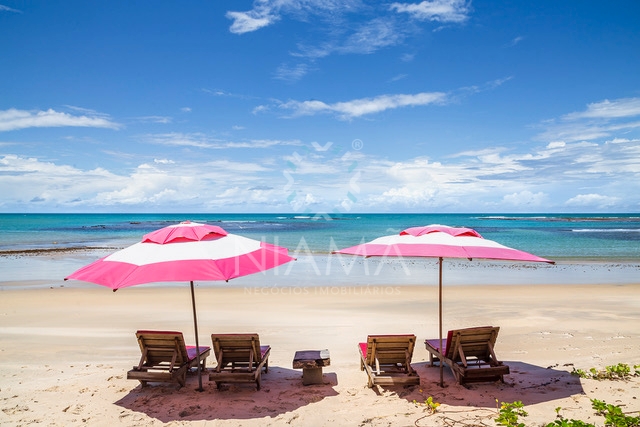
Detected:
left=1, top=213, right=639, bottom=260
left=1, top=213, right=639, bottom=287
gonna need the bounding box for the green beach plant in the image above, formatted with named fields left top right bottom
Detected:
left=591, top=399, right=640, bottom=427
left=545, top=407, right=595, bottom=427
left=492, top=399, right=639, bottom=427
left=425, top=396, right=440, bottom=414
left=412, top=396, right=440, bottom=414
left=545, top=420, right=595, bottom=427
left=571, top=363, right=639, bottom=380
left=495, top=400, right=528, bottom=427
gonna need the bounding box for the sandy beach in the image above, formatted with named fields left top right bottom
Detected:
left=1, top=261, right=639, bottom=427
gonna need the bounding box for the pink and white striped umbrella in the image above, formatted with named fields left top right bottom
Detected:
left=336, top=224, right=553, bottom=386
left=337, top=224, right=552, bottom=263
left=66, top=221, right=293, bottom=289
left=65, top=220, right=294, bottom=390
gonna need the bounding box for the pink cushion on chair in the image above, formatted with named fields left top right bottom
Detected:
left=444, top=329, right=453, bottom=354
left=185, top=345, right=211, bottom=362
left=260, top=345, right=271, bottom=359
left=425, top=339, right=445, bottom=352
left=359, top=342, right=368, bottom=357
left=426, top=330, right=454, bottom=354
left=136, top=329, right=181, bottom=335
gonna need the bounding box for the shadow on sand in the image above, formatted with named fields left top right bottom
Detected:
left=389, top=360, right=584, bottom=407
left=115, top=366, right=339, bottom=423
left=353, top=360, right=587, bottom=426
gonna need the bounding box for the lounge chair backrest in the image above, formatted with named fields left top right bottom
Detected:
left=364, top=334, right=416, bottom=366
left=135, top=330, right=190, bottom=366
left=211, top=333, right=263, bottom=365
left=445, top=326, right=499, bottom=361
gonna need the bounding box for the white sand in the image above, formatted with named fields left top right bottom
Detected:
left=1, top=275, right=639, bottom=426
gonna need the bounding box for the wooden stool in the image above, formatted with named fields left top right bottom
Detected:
left=292, top=349, right=330, bottom=385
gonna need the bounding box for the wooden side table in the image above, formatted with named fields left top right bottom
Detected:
left=292, top=349, right=330, bottom=385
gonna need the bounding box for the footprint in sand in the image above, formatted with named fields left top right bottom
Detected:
left=2, top=404, right=29, bottom=415
left=62, top=404, right=85, bottom=415
left=178, top=405, right=201, bottom=417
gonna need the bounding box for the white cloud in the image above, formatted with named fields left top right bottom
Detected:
left=274, top=63, right=310, bottom=82
left=379, top=186, right=437, bottom=205
left=276, top=91, right=447, bottom=119
left=537, top=97, right=640, bottom=143
left=226, top=1, right=471, bottom=84
left=340, top=18, right=404, bottom=54
left=136, top=116, right=172, bottom=124
left=0, top=108, right=120, bottom=132
left=606, top=137, right=636, bottom=144
left=0, top=154, right=125, bottom=209
left=142, top=132, right=214, bottom=148
left=3, top=94, right=640, bottom=213
left=546, top=141, right=565, bottom=149
left=226, top=10, right=278, bottom=34
left=390, top=0, right=470, bottom=23
left=565, top=194, right=620, bottom=208
left=502, top=191, right=548, bottom=207
left=154, top=159, right=174, bottom=165
left=226, top=139, right=303, bottom=149
left=401, top=53, right=415, bottom=62
left=289, top=16, right=407, bottom=60
left=226, top=0, right=359, bottom=34
left=563, top=98, right=640, bottom=120
left=505, top=36, right=524, bottom=47
left=0, top=154, right=289, bottom=211
left=141, top=133, right=301, bottom=149
left=3, top=127, right=640, bottom=212
left=390, top=74, right=408, bottom=82
left=0, top=5, right=21, bottom=13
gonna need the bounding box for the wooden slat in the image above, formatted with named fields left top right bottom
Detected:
left=424, top=326, right=509, bottom=385
left=127, top=330, right=210, bottom=388
left=358, top=334, right=420, bottom=388
left=209, top=333, right=270, bottom=390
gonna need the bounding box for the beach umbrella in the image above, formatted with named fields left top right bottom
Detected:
left=335, top=224, right=553, bottom=387
left=65, top=220, right=294, bottom=391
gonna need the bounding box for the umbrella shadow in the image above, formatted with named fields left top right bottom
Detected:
left=114, top=366, right=339, bottom=423
left=398, top=360, right=584, bottom=408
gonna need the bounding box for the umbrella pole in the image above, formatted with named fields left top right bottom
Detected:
left=438, top=257, right=444, bottom=388
left=190, top=281, right=204, bottom=392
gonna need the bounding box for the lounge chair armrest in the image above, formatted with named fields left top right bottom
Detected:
left=486, top=341, right=501, bottom=364
left=456, top=344, right=467, bottom=368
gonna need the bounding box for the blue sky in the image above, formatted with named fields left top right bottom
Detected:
left=1, top=1, right=639, bottom=214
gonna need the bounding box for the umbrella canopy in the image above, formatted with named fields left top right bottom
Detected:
left=67, top=221, right=292, bottom=289
left=336, top=224, right=553, bottom=386
left=65, top=220, right=294, bottom=390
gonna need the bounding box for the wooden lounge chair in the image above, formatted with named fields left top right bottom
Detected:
left=127, top=330, right=211, bottom=388
left=209, top=333, right=271, bottom=390
left=358, top=334, right=420, bottom=388
left=424, top=326, right=509, bottom=385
